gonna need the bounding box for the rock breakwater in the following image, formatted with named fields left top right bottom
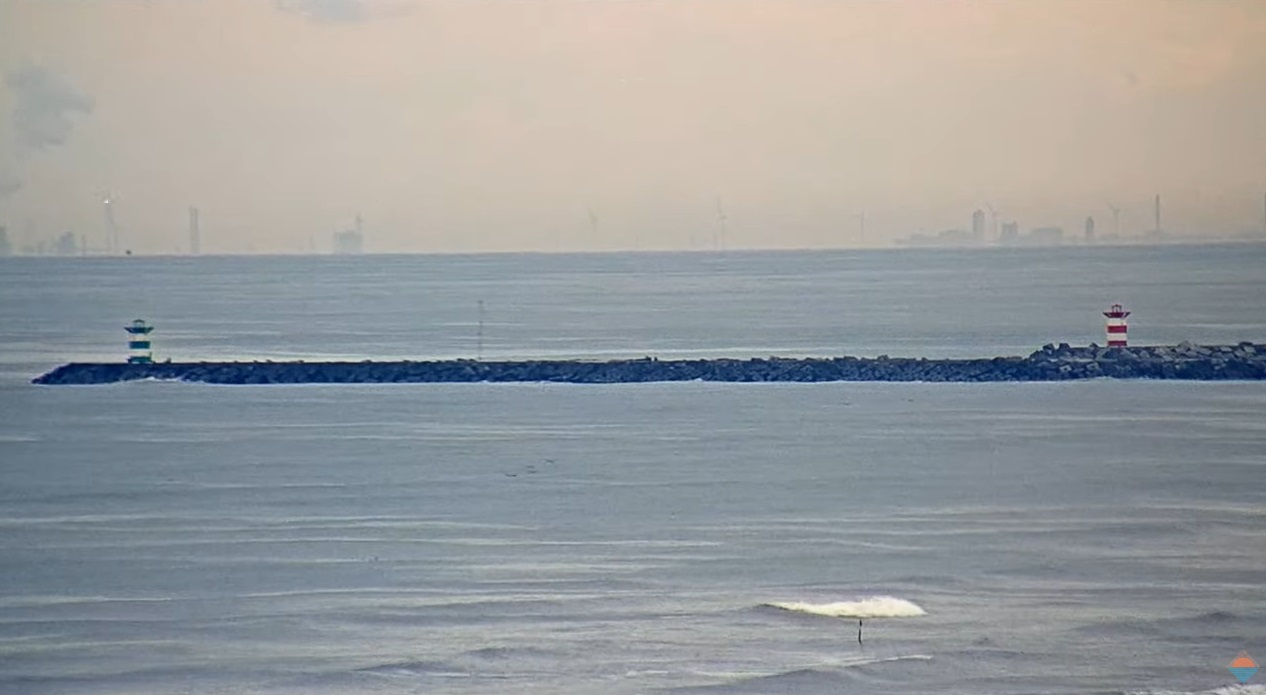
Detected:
left=31, top=342, right=1266, bottom=385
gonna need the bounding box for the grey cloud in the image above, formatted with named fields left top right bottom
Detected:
left=6, top=65, right=93, bottom=156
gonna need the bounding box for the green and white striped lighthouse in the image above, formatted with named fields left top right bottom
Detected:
left=125, top=319, right=154, bottom=364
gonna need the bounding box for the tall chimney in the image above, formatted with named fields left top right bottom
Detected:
left=188, top=206, right=201, bottom=255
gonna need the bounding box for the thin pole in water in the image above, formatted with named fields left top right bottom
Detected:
left=858, top=619, right=863, bottom=645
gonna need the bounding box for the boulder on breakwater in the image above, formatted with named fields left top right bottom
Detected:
left=30, top=342, right=1266, bottom=385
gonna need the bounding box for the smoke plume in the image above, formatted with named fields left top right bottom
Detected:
left=6, top=65, right=94, bottom=156
left=274, top=0, right=410, bottom=23
left=275, top=0, right=368, bottom=23
left=1, top=65, right=92, bottom=203
left=0, top=176, right=19, bottom=201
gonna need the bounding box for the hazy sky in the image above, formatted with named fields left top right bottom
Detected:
left=1, top=0, right=1264, bottom=253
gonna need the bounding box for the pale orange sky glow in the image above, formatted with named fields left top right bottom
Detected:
left=1, top=0, right=1264, bottom=253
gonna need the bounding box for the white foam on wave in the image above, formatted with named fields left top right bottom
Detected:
left=851, top=653, right=933, bottom=665
left=0, top=434, right=39, bottom=443
left=766, top=595, right=927, bottom=618
left=0, top=594, right=177, bottom=609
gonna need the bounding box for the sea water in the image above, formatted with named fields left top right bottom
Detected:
left=0, top=244, right=1264, bottom=694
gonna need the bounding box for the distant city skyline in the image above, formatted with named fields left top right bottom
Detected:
left=2, top=190, right=1265, bottom=256
left=1, top=0, right=1264, bottom=254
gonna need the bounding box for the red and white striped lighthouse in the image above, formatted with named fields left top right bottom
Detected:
left=1103, top=303, right=1130, bottom=347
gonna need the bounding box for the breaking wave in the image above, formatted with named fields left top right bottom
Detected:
left=764, top=595, right=926, bottom=618
left=669, top=656, right=933, bottom=693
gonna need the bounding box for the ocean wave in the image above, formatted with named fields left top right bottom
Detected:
left=0, top=434, right=39, bottom=443
left=668, top=667, right=845, bottom=693
left=0, top=594, right=176, bottom=608
left=764, top=595, right=927, bottom=618
left=848, top=653, right=933, bottom=666
left=672, top=656, right=932, bottom=694
left=1078, top=609, right=1258, bottom=640
left=455, top=643, right=554, bottom=658
left=356, top=660, right=469, bottom=679
left=1125, top=687, right=1266, bottom=695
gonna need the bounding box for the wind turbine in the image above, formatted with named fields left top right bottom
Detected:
left=1106, top=202, right=1121, bottom=237
left=101, top=192, right=118, bottom=254
left=714, top=198, right=728, bottom=251
left=586, top=205, right=599, bottom=238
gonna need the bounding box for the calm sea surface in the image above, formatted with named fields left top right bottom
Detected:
left=1, top=245, right=1264, bottom=694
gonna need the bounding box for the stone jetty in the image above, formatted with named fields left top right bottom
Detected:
left=31, top=342, right=1266, bottom=385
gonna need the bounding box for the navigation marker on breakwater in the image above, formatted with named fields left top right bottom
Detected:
left=1103, top=303, right=1129, bottom=347
left=125, top=319, right=154, bottom=364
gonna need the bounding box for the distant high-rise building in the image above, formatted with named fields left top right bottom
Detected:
left=53, top=231, right=78, bottom=256
left=188, top=207, right=201, bottom=255
left=999, top=221, right=1020, bottom=244
left=971, top=209, right=986, bottom=242
left=332, top=230, right=363, bottom=254
left=1084, top=216, right=1096, bottom=244
left=1029, top=227, right=1064, bottom=245
left=332, top=214, right=364, bottom=254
